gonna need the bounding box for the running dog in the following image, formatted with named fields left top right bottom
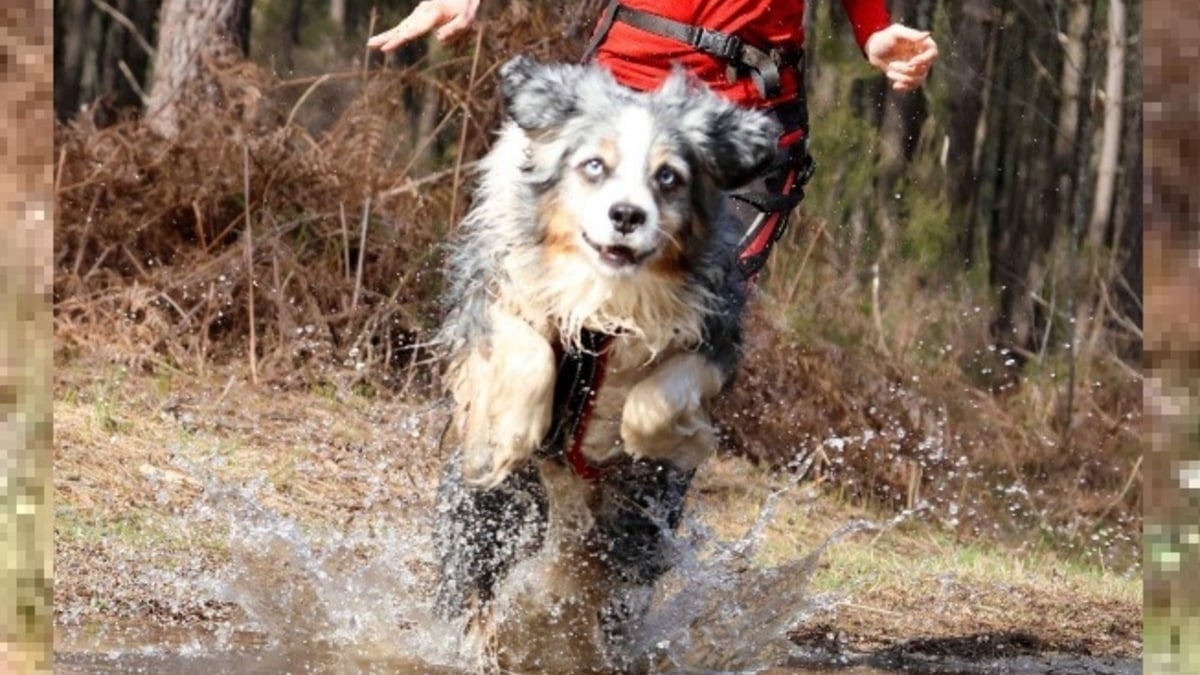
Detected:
left=434, top=56, right=780, bottom=670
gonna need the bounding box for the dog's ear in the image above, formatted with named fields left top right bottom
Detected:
left=499, top=55, right=581, bottom=132
left=660, top=70, right=782, bottom=190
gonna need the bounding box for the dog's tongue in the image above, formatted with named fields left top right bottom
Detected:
left=599, top=245, right=639, bottom=267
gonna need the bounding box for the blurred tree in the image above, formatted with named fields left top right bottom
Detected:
left=145, top=0, right=252, bottom=137
left=53, top=0, right=161, bottom=123
left=942, top=0, right=992, bottom=268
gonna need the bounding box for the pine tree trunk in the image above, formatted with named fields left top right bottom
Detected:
left=145, top=0, right=251, bottom=138
left=1087, top=0, right=1126, bottom=251
left=1050, top=0, right=1091, bottom=230
left=944, top=0, right=993, bottom=268
left=330, top=0, right=347, bottom=32
left=54, top=0, right=94, bottom=120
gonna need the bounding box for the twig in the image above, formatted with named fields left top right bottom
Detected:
left=216, top=373, right=237, bottom=406
left=840, top=602, right=903, bottom=617
left=191, top=201, right=207, bottom=250
left=285, top=73, right=331, bottom=128
left=351, top=197, right=372, bottom=311
left=380, top=162, right=479, bottom=201
left=72, top=191, right=101, bottom=279
left=120, top=244, right=149, bottom=279
left=156, top=289, right=190, bottom=326
left=870, top=262, right=893, bottom=359
left=449, top=29, right=485, bottom=226
left=197, top=282, right=214, bottom=376
left=363, top=8, right=378, bottom=85
left=243, top=142, right=259, bottom=386
left=54, top=145, right=67, bottom=194
left=91, top=0, right=155, bottom=57
left=906, top=460, right=922, bottom=511
left=1095, top=455, right=1142, bottom=524
left=117, top=60, right=149, bottom=105
left=1100, top=276, right=1143, bottom=340
left=339, top=202, right=351, bottom=282
left=84, top=245, right=115, bottom=281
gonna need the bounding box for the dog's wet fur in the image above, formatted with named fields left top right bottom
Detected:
left=433, top=56, right=780, bottom=670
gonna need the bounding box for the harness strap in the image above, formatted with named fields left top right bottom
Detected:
left=581, top=0, right=621, bottom=64
left=540, top=330, right=617, bottom=481
left=736, top=141, right=817, bottom=281
left=583, top=2, right=803, bottom=100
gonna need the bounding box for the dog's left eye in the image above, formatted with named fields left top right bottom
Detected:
left=655, top=166, right=682, bottom=190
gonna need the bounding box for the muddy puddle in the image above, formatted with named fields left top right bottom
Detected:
left=54, top=485, right=1140, bottom=674
left=55, top=622, right=1142, bottom=674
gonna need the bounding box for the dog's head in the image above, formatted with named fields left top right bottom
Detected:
left=499, top=56, right=780, bottom=278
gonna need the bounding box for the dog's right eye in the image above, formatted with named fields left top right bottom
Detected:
left=579, top=158, right=607, bottom=182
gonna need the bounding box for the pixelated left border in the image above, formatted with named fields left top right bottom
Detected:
left=1, top=0, right=54, bottom=672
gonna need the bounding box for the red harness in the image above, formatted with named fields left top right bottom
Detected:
left=563, top=340, right=614, bottom=481
left=544, top=333, right=619, bottom=481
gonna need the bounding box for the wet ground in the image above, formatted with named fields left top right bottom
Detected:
left=54, top=361, right=1142, bottom=673
left=56, top=625, right=1143, bottom=675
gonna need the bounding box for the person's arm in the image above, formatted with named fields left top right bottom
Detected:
left=843, top=0, right=939, bottom=92
left=366, top=0, right=480, bottom=52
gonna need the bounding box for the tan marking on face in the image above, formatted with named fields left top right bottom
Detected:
left=646, top=227, right=687, bottom=280
left=595, top=137, right=619, bottom=169
left=539, top=194, right=582, bottom=262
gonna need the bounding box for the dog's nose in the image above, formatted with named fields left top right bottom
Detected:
left=608, top=203, right=647, bottom=234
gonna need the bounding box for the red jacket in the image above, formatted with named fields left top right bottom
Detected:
left=593, top=0, right=889, bottom=108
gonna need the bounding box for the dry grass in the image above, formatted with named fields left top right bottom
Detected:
left=690, top=457, right=1141, bottom=658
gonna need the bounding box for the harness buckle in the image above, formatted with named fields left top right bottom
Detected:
left=692, top=28, right=743, bottom=63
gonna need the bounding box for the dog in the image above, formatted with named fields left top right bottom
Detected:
left=433, top=56, right=780, bottom=671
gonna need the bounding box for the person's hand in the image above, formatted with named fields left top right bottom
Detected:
left=366, top=0, right=481, bottom=52
left=864, top=24, right=939, bottom=92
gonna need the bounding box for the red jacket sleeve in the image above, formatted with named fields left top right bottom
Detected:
left=842, top=0, right=891, bottom=50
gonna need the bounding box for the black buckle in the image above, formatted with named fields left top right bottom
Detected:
left=691, top=28, right=742, bottom=62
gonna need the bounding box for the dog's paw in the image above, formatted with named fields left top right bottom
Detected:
left=620, top=353, right=727, bottom=470
left=620, top=384, right=715, bottom=470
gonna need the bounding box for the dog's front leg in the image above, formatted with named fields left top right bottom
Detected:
left=456, top=309, right=556, bottom=488
left=620, top=352, right=728, bottom=471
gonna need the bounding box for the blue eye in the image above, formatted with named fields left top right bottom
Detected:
left=580, top=158, right=607, bottom=181
left=655, top=166, right=682, bottom=190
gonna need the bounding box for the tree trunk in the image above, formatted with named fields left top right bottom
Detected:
left=944, top=0, right=993, bottom=268
left=283, top=0, right=305, bottom=73
left=1087, top=0, right=1126, bottom=252
left=873, top=0, right=931, bottom=261
left=330, top=0, right=347, bottom=32
left=98, top=0, right=160, bottom=114
left=1050, top=0, right=1090, bottom=230
left=145, top=0, right=251, bottom=138
left=54, top=0, right=94, bottom=121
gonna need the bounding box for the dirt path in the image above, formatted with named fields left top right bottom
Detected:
left=54, top=357, right=1141, bottom=669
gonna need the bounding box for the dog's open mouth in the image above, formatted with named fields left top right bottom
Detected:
left=583, top=235, right=652, bottom=269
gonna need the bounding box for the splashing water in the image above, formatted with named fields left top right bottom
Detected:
left=181, top=476, right=889, bottom=672
left=61, top=460, right=902, bottom=673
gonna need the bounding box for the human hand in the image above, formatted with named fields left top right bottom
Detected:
left=366, top=0, right=481, bottom=52
left=864, top=24, right=939, bottom=92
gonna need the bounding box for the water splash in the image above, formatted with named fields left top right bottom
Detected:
left=631, top=505, right=881, bottom=671
left=192, top=478, right=473, bottom=670
left=180, top=474, right=892, bottom=673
